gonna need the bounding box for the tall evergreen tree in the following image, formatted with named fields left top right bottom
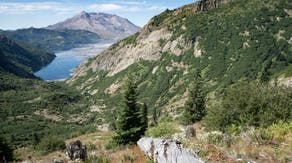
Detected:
left=153, top=107, right=158, bottom=125
left=0, top=137, right=14, bottom=162
left=259, top=62, right=271, bottom=83
left=140, top=103, right=148, bottom=135
left=113, top=75, right=143, bottom=144
left=182, top=72, right=206, bottom=125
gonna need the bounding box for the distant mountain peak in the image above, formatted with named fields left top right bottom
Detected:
left=80, top=11, right=87, bottom=15
left=47, top=12, right=140, bottom=40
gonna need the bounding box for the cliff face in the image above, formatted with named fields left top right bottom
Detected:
left=68, top=0, right=291, bottom=119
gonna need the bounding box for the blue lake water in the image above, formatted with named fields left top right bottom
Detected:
left=35, top=40, right=114, bottom=81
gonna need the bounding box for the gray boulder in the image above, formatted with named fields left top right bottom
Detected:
left=66, top=140, right=87, bottom=161
left=185, top=125, right=196, bottom=139
left=137, top=137, right=204, bottom=163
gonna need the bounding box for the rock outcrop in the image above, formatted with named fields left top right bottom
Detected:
left=137, top=137, right=204, bottom=163
left=195, top=0, right=232, bottom=11
left=184, top=125, right=196, bottom=139
left=66, top=140, right=87, bottom=161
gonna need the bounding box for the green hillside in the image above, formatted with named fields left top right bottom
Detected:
left=0, top=0, right=291, bottom=161
left=0, top=35, right=100, bottom=148
left=1, top=28, right=101, bottom=52
left=69, top=0, right=292, bottom=120
left=0, top=71, right=97, bottom=148
left=0, top=34, right=55, bottom=78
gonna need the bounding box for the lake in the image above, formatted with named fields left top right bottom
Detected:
left=35, top=40, right=114, bottom=81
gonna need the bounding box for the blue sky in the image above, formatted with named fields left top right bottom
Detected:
left=0, top=0, right=195, bottom=30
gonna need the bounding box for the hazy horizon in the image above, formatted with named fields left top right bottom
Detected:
left=0, top=0, right=196, bottom=30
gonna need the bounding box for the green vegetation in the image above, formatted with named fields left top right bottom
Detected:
left=70, top=0, right=292, bottom=129
left=262, top=121, right=292, bottom=143
left=151, top=9, right=171, bottom=28
left=140, top=103, right=148, bottom=135
left=146, top=122, right=179, bottom=138
left=122, top=32, right=139, bottom=45
left=182, top=72, right=206, bottom=125
left=204, top=82, right=292, bottom=131
left=0, top=137, right=14, bottom=162
left=113, top=76, right=148, bottom=145
left=0, top=32, right=100, bottom=150
left=1, top=28, right=100, bottom=52
left=0, top=0, right=292, bottom=162
left=182, top=0, right=292, bottom=84
left=36, top=136, right=66, bottom=154
left=0, top=34, right=55, bottom=77
left=0, top=72, right=96, bottom=148
left=86, top=156, right=110, bottom=163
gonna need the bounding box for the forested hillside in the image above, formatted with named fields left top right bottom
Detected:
left=69, top=0, right=292, bottom=120
left=0, top=34, right=55, bottom=78
left=0, top=36, right=98, bottom=149
left=0, top=0, right=291, bottom=162
left=1, top=28, right=101, bottom=52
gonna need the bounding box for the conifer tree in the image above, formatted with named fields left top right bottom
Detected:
left=140, top=103, right=148, bottom=135
left=153, top=107, right=158, bottom=125
left=259, top=62, right=271, bottom=83
left=114, top=75, right=142, bottom=144
left=0, top=137, right=14, bottom=162
left=182, top=72, right=206, bottom=125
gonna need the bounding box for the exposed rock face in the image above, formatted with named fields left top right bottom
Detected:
left=69, top=28, right=173, bottom=79
left=47, top=11, right=140, bottom=40
left=137, top=137, right=204, bottom=163
left=66, top=140, right=87, bottom=161
left=195, top=0, right=232, bottom=11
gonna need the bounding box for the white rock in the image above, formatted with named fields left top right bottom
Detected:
left=137, top=137, right=204, bottom=163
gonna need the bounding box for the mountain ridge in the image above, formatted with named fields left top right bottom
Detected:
left=0, top=34, right=55, bottom=78
left=1, top=28, right=101, bottom=52
left=47, top=11, right=140, bottom=40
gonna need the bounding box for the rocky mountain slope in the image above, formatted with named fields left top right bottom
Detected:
left=0, top=34, right=55, bottom=78
left=47, top=11, right=140, bottom=40
left=1, top=28, right=100, bottom=52
left=68, top=0, right=292, bottom=120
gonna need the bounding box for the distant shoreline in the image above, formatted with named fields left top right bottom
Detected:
left=34, top=41, right=114, bottom=81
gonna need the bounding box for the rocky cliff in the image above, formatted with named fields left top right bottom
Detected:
left=47, top=12, right=140, bottom=40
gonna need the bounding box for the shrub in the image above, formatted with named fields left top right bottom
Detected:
left=259, top=129, right=274, bottom=141
left=206, top=132, right=225, bottom=145
left=146, top=122, right=178, bottom=138
left=105, top=140, right=119, bottom=150
left=85, top=155, right=110, bottom=163
left=204, top=82, right=292, bottom=131
left=123, top=153, right=136, bottom=162
left=36, top=136, right=66, bottom=154
left=262, top=121, right=292, bottom=142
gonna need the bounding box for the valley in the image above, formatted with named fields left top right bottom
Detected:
left=0, top=0, right=292, bottom=162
